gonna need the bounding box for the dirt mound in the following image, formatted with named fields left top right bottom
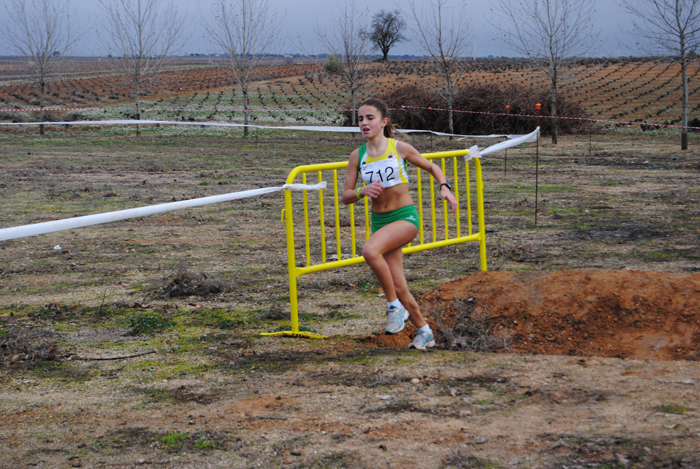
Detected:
left=369, top=270, right=700, bottom=361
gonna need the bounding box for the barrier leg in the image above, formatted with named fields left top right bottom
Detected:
left=261, top=189, right=327, bottom=339
left=475, top=158, right=488, bottom=271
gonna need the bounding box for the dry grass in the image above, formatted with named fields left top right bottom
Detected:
left=0, top=327, right=60, bottom=361
left=433, top=299, right=511, bottom=353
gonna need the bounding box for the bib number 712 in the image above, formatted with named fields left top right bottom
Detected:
left=364, top=166, right=395, bottom=184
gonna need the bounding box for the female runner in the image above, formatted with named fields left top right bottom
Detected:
left=341, top=98, right=457, bottom=349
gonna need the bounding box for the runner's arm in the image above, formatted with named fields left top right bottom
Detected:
left=396, top=141, right=457, bottom=212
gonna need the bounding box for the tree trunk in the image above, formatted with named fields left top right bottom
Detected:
left=681, top=54, right=688, bottom=151
left=135, top=80, right=142, bottom=137
left=351, top=89, right=356, bottom=126
left=448, top=100, right=454, bottom=140
left=243, top=86, right=249, bottom=137
left=550, top=71, right=558, bottom=145
left=445, top=70, right=454, bottom=140
left=382, top=48, right=389, bottom=62
left=39, top=80, right=45, bottom=136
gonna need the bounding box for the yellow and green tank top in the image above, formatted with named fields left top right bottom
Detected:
left=358, top=138, right=409, bottom=188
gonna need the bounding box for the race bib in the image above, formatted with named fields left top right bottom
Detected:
left=360, top=157, right=402, bottom=188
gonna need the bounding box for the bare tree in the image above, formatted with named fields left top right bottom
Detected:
left=369, top=10, right=406, bottom=62
left=490, top=0, right=599, bottom=144
left=2, top=0, right=79, bottom=135
left=622, top=0, right=700, bottom=150
left=317, top=0, right=373, bottom=126
left=204, top=0, right=280, bottom=137
left=405, top=0, right=471, bottom=136
left=99, top=0, right=186, bottom=136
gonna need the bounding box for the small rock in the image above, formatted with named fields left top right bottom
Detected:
left=473, top=438, right=487, bottom=445
left=411, top=378, right=420, bottom=384
left=617, top=453, right=630, bottom=466
left=681, top=379, right=695, bottom=385
left=378, top=444, right=387, bottom=451
left=138, top=459, right=146, bottom=465
left=377, top=394, right=392, bottom=400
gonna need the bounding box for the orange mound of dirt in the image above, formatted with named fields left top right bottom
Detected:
left=369, top=270, right=700, bottom=361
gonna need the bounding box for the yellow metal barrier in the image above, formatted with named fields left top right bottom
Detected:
left=260, top=149, right=487, bottom=339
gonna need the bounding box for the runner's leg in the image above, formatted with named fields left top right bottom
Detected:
left=383, top=246, right=427, bottom=328
left=361, top=220, right=417, bottom=303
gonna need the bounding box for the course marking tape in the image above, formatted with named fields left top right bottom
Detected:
left=0, top=182, right=327, bottom=242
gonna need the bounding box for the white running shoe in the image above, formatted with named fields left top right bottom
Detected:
left=409, top=330, right=436, bottom=350
left=385, top=305, right=409, bottom=334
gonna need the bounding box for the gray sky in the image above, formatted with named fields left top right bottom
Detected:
left=0, top=0, right=636, bottom=58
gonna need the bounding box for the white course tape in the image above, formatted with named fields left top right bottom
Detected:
left=466, top=127, right=540, bottom=160
left=0, top=118, right=516, bottom=139
left=0, top=182, right=327, bottom=242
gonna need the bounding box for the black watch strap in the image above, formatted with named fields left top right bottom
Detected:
left=440, top=183, right=452, bottom=191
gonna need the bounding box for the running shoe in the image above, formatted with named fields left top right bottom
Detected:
left=385, top=305, right=409, bottom=334
left=409, top=330, right=436, bottom=350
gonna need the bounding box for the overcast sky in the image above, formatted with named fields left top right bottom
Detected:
left=0, top=0, right=638, bottom=58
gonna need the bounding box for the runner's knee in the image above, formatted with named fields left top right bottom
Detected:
left=362, top=244, right=380, bottom=262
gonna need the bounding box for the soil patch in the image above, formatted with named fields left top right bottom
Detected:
left=410, top=269, right=700, bottom=361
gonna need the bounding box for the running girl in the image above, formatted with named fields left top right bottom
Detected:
left=341, top=98, right=457, bottom=349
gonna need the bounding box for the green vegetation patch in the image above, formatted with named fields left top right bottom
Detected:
left=98, top=428, right=230, bottom=454
left=654, top=404, right=691, bottom=414
left=127, top=312, right=176, bottom=336
left=158, top=431, right=190, bottom=450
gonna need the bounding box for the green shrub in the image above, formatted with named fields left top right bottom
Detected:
left=323, top=55, right=343, bottom=74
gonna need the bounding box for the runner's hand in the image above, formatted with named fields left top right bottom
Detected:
left=362, top=182, right=384, bottom=199
left=441, top=186, right=458, bottom=212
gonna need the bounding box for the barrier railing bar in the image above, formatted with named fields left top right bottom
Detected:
left=454, top=156, right=461, bottom=238
left=476, top=158, right=487, bottom=271
left=441, top=158, right=448, bottom=241
left=363, top=182, right=370, bottom=241
left=350, top=201, right=356, bottom=258
left=318, top=171, right=327, bottom=264
left=333, top=170, right=341, bottom=259
left=466, top=160, right=473, bottom=236
left=430, top=173, right=437, bottom=243
left=417, top=168, right=425, bottom=245
left=302, top=173, right=311, bottom=267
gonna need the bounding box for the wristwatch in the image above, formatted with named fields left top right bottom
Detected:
left=440, top=183, right=452, bottom=191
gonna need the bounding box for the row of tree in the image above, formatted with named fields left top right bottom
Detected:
left=2, top=0, right=700, bottom=149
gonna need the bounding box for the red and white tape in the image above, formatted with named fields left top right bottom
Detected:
left=0, top=107, right=101, bottom=113
left=388, top=105, right=700, bottom=131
